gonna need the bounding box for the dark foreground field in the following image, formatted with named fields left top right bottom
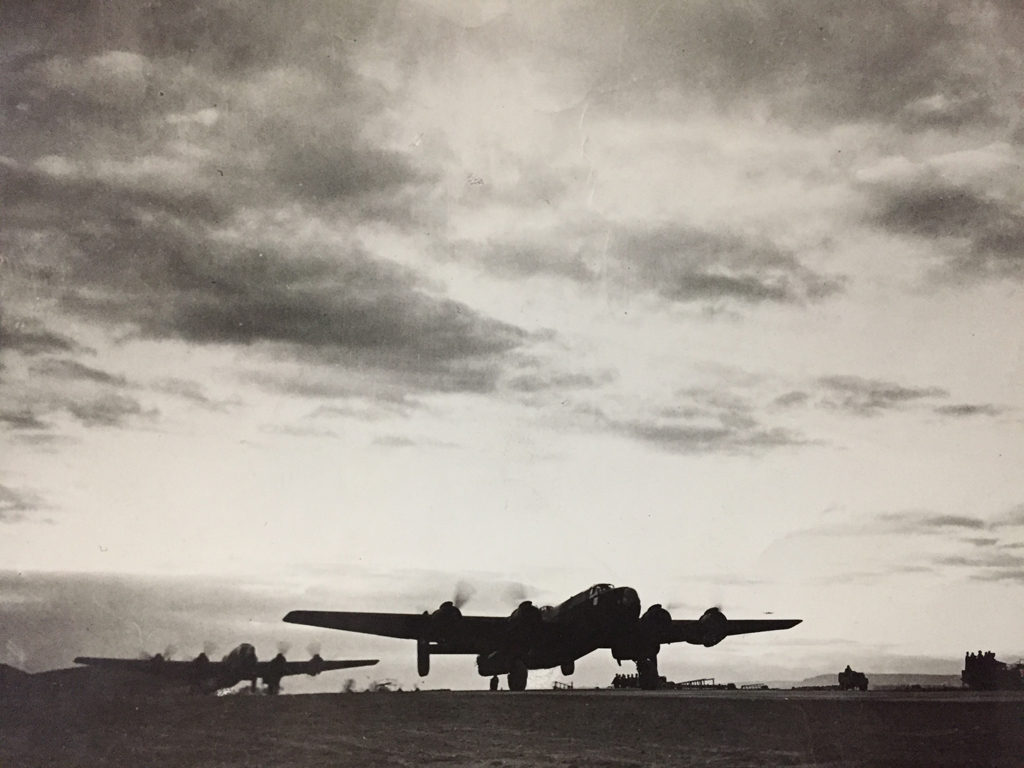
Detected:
left=3, top=687, right=1023, bottom=767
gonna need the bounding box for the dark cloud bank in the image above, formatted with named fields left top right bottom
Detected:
left=1, top=1, right=528, bottom=404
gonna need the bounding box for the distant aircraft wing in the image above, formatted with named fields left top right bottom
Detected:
left=271, top=658, right=379, bottom=677
left=283, top=610, right=510, bottom=652
left=72, top=657, right=214, bottom=679
left=662, top=618, right=802, bottom=645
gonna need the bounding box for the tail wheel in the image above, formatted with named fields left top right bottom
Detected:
left=508, top=658, right=528, bottom=691
left=489, top=675, right=499, bottom=691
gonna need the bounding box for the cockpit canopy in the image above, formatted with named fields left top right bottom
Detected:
left=589, top=583, right=614, bottom=596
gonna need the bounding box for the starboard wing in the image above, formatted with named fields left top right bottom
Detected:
left=662, top=618, right=801, bottom=645
left=274, top=658, right=379, bottom=677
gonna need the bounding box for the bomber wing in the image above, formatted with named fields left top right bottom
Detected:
left=662, top=617, right=801, bottom=645
left=283, top=610, right=511, bottom=653
left=73, top=657, right=211, bottom=679
left=270, top=658, right=379, bottom=677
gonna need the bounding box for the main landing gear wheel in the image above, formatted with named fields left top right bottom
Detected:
left=560, top=660, right=575, bottom=676
left=417, top=639, right=430, bottom=677
left=636, top=657, right=659, bottom=690
left=508, top=658, right=528, bottom=691
left=489, top=675, right=499, bottom=691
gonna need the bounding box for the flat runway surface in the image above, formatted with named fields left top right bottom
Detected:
left=3, top=688, right=1023, bottom=767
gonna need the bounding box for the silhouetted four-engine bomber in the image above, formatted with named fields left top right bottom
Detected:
left=74, top=644, right=378, bottom=694
left=284, top=583, right=801, bottom=691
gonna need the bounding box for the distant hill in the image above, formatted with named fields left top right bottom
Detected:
left=1, top=663, right=190, bottom=704
left=793, top=673, right=962, bottom=690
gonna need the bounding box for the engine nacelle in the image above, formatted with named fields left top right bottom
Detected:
left=507, top=600, right=542, bottom=646
left=611, top=604, right=669, bottom=661
left=640, top=604, right=672, bottom=636
left=308, top=653, right=324, bottom=676
left=426, top=601, right=463, bottom=639
left=696, top=607, right=728, bottom=647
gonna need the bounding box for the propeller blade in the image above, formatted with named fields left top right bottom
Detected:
left=503, top=582, right=532, bottom=605
left=453, top=580, right=476, bottom=609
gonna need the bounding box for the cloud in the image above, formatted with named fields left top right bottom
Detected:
left=31, top=358, right=125, bottom=386
left=935, top=551, right=1024, bottom=570
left=3, top=146, right=525, bottom=397
left=260, top=423, right=338, bottom=440
left=0, top=411, right=49, bottom=430
left=858, top=144, right=1024, bottom=283
left=40, top=51, right=152, bottom=109
left=371, top=434, right=458, bottom=449
left=899, top=92, right=1000, bottom=130
left=583, top=391, right=809, bottom=456
left=473, top=239, right=598, bottom=284
left=2, top=1, right=527, bottom=402
left=0, top=317, right=78, bottom=356
left=774, top=391, right=810, bottom=408
left=506, top=370, right=614, bottom=394
left=67, top=393, right=151, bottom=427
left=934, top=403, right=1007, bottom=418
left=963, top=537, right=999, bottom=548
left=611, top=225, right=844, bottom=305
left=774, top=377, right=1005, bottom=423
left=0, top=349, right=152, bottom=430
left=0, top=485, right=44, bottom=523
left=875, top=183, right=1024, bottom=279
left=817, top=375, right=947, bottom=416
left=878, top=511, right=988, bottom=533
left=150, top=378, right=222, bottom=409
left=784, top=509, right=996, bottom=544
left=473, top=221, right=844, bottom=306
left=627, top=422, right=806, bottom=454
left=992, top=504, right=1024, bottom=529
left=0, top=155, right=230, bottom=233
left=262, top=116, right=433, bottom=205
left=310, top=401, right=413, bottom=423
left=606, top=1, right=1022, bottom=128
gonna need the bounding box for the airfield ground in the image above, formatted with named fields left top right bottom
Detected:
left=2, top=687, right=1023, bottom=767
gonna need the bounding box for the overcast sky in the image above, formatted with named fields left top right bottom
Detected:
left=2, top=0, right=1023, bottom=691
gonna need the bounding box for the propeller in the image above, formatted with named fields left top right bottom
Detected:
left=306, top=641, right=321, bottom=658
left=277, top=640, right=292, bottom=656
left=503, top=581, right=532, bottom=605
left=452, top=580, right=476, bottom=609
left=203, top=641, right=218, bottom=656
